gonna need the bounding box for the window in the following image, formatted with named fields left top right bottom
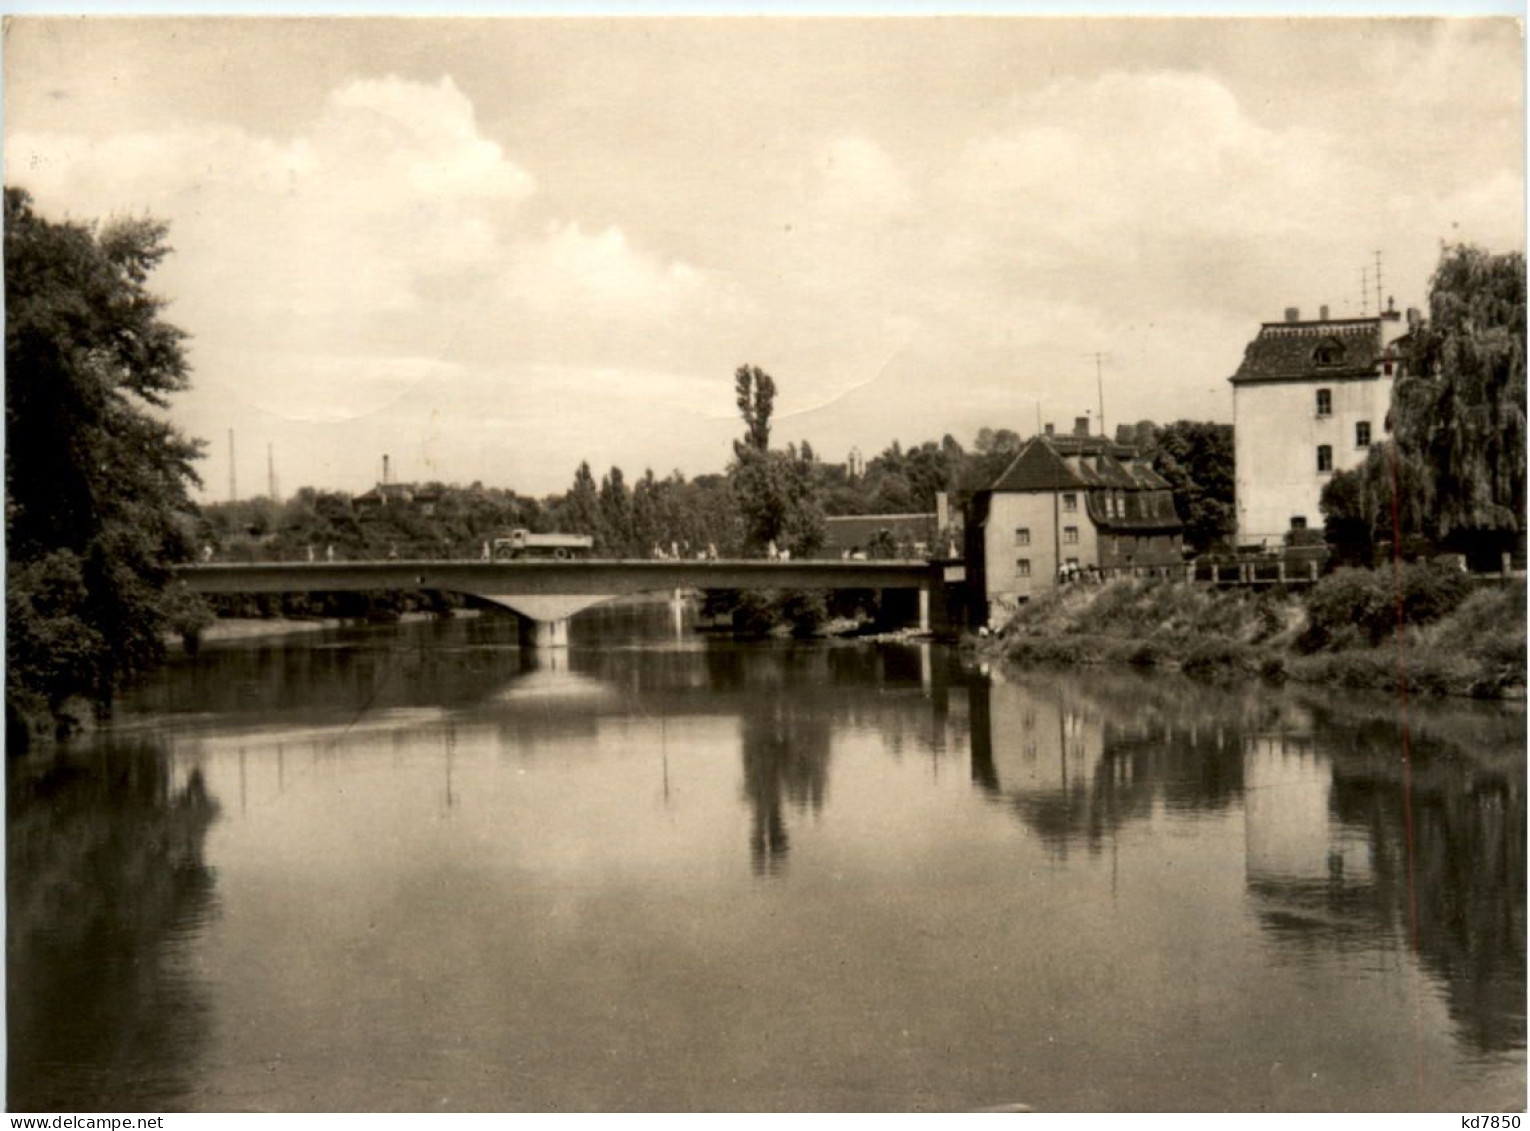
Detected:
left=1015, top=558, right=1031, bottom=577
left=1317, top=445, right=1333, bottom=473
left=1063, top=526, right=1079, bottom=544
left=1313, top=342, right=1345, bottom=367
left=1290, top=516, right=1307, bottom=531
left=1014, top=527, right=1030, bottom=546
left=1356, top=421, right=1371, bottom=448
left=1316, top=388, right=1332, bottom=417
left=1061, top=492, right=1078, bottom=512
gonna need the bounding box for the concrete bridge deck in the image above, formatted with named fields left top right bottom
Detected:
left=174, top=558, right=953, bottom=646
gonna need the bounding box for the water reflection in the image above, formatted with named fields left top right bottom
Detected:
left=8, top=743, right=220, bottom=1111
left=739, top=675, right=833, bottom=876
left=11, top=606, right=1522, bottom=1111
left=970, top=671, right=1253, bottom=853
left=972, top=670, right=1526, bottom=1061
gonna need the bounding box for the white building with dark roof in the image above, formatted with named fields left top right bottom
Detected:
left=1229, top=303, right=1414, bottom=547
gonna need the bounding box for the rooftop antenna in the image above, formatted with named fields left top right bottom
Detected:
left=1084, top=351, right=1110, bottom=437
left=228, top=428, right=236, bottom=502
left=1360, top=267, right=1370, bottom=316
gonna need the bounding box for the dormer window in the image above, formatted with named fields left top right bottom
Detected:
left=1313, top=339, right=1345, bottom=367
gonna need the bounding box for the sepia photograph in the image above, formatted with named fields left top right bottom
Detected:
left=4, top=12, right=1525, bottom=1115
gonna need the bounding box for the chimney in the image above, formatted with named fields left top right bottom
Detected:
left=1284, top=307, right=1301, bottom=323
left=1044, top=423, right=1055, bottom=437
left=1074, top=416, right=1090, bottom=437
left=382, top=454, right=390, bottom=485
left=1319, top=304, right=1330, bottom=321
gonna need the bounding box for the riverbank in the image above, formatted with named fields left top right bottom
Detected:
left=970, top=571, right=1526, bottom=699
left=170, top=608, right=487, bottom=652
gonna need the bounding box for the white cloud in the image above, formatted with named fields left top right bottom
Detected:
left=810, top=136, right=913, bottom=220
left=9, top=74, right=748, bottom=491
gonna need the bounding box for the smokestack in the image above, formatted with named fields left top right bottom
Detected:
left=1044, top=423, right=1055, bottom=437
left=228, top=429, right=236, bottom=502
left=382, top=454, right=390, bottom=485
left=1074, top=416, right=1090, bottom=437
left=1284, top=307, right=1301, bottom=323
left=267, top=442, right=278, bottom=501
left=1319, top=304, right=1330, bottom=321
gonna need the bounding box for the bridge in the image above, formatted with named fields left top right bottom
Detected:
left=174, top=558, right=956, bottom=647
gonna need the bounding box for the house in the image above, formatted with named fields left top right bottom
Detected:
left=818, top=493, right=961, bottom=560
left=965, top=419, right=1183, bottom=620
left=821, top=513, right=937, bottom=559
left=1229, top=301, right=1414, bottom=548
left=354, top=482, right=442, bottom=516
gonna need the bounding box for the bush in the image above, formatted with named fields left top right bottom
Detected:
left=1302, top=562, right=1474, bottom=650
left=777, top=590, right=830, bottom=637
left=1180, top=638, right=1253, bottom=681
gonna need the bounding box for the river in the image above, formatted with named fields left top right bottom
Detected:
left=8, top=602, right=1525, bottom=1112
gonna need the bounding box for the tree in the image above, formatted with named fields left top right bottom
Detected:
left=561, top=461, right=602, bottom=540
left=727, top=364, right=823, bottom=555
left=1320, top=441, right=1433, bottom=563
left=599, top=466, right=633, bottom=555
left=1394, top=244, right=1526, bottom=539
left=973, top=427, right=1021, bottom=455
left=5, top=188, right=204, bottom=739
left=735, top=364, right=775, bottom=453
left=1147, top=421, right=1235, bottom=554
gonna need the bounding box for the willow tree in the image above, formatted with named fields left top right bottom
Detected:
left=1394, top=245, right=1527, bottom=539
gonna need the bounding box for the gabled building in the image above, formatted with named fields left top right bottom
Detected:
left=1229, top=302, right=1414, bottom=547
left=966, top=420, right=1184, bottom=620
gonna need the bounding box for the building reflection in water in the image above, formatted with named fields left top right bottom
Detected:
left=968, top=668, right=1525, bottom=1060
left=969, top=670, right=1249, bottom=855
left=8, top=742, right=221, bottom=1112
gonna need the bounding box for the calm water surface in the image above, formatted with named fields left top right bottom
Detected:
left=9, top=604, right=1526, bottom=1112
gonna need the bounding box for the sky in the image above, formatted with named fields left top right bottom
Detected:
left=5, top=16, right=1524, bottom=499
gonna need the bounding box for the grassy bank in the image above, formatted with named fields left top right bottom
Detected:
left=976, top=568, right=1525, bottom=699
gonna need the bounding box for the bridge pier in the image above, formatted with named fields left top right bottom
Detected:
left=518, top=616, right=571, bottom=650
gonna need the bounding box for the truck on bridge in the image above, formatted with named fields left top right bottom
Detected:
left=492, top=528, right=595, bottom=561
